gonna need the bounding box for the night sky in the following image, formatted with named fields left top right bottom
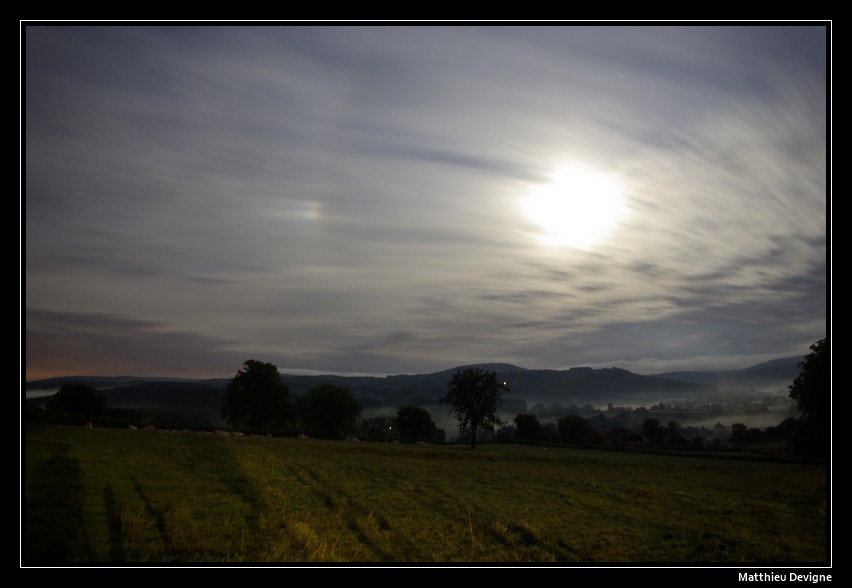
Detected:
left=24, top=24, right=828, bottom=380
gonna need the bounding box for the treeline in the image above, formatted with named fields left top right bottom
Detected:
left=469, top=412, right=799, bottom=450
left=26, top=337, right=827, bottom=461
left=23, top=384, right=802, bottom=451
left=25, top=363, right=446, bottom=443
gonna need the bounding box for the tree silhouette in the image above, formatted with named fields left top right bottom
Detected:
left=557, top=414, right=597, bottom=445
left=514, top=413, right=544, bottom=443
left=642, top=418, right=664, bottom=445
left=788, top=338, right=829, bottom=459
left=296, top=384, right=362, bottom=440
left=221, top=360, right=294, bottom=433
left=359, top=416, right=397, bottom=442
left=441, top=368, right=507, bottom=448
left=395, top=406, right=437, bottom=443
left=665, top=421, right=687, bottom=446
left=46, top=383, right=107, bottom=416
left=730, top=423, right=747, bottom=448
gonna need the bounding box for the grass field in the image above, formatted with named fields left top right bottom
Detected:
left=23, top=423, right=828, bottom=564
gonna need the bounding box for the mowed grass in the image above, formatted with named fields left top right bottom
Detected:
left=23, top=424, right=827, bottom=564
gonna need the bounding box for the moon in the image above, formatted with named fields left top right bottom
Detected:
left=521, top=163, right=627, bottom=249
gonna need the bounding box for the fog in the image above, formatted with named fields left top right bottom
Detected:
left=361, top=404, right=514, bottom=442
left=685, top=407, right=796, bottom=432
left=25, top=388, right=59, bottom=399
left=27, top=374, right=799, bottom=442
left=362, top=387, right=798, bottom=443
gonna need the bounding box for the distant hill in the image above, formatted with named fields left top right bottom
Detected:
left=25, top=377, right=230, bottom=428
left=652, top=356, right=801, bottom=392
left=26, top=358, right=800, bottom=428
left=24, top=375, right=195, bottom=391
left=355, top=364, right=718, bottom=405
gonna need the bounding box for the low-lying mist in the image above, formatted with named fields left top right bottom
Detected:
left=362, top=391, right=797, bottom=443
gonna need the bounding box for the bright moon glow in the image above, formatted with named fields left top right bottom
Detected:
left=522, top=163, right=627, bottom=249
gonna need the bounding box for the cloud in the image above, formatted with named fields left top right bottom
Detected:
left=24, top=25, right=827, bottom=379
left=25, top=308, right=247, bottom=379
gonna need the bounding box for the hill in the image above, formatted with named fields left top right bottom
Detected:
left=651, top=357, right=801, bottom=392
left=27, top=357, right=805, bottom=430
left=26, top=361, right=736, bottom=428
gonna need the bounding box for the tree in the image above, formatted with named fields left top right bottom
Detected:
left=665, top=421, right=687, bottom=446
left=359, top=416, right=397, bottom=442
left=514, top=413, right=544, bottom=443
left=296, top=384, right=362, bottom=440
left=788, top=338, right=829, bottom=458
left=221, top=360, right=294, bottom=433
left=642, top=418, right=664, bottom=445
left=730, top=423, right=747, bottom=448
left=395, top=406, right=437, bottom=443
left=441, top=368, right=507, bottom=448
left=46, top=383, right=107, bottom=416
left=557, top=415, right=597, bottom=445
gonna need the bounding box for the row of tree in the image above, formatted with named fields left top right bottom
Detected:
left=514, top=412, right=602, bottom=445
left=220, top=361, right=509, bottom=443
left=448, top=338, right=828, bottom=457
left=219, top=361, right=512, bottom=444
left=359, top=407, right=445, bottom=443
left=31, top=337, right=827, bottom=457
left=30, top=375, right=793, bottom=449
left=221, top=360, right=363, bottom=439
left=40, top=382, right=108, bottom=416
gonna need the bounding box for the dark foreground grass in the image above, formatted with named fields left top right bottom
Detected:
left=23, top=424, right=827, bottom=564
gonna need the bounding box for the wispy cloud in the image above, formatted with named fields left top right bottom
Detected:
left=24, top=25, right=827, bottom=379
